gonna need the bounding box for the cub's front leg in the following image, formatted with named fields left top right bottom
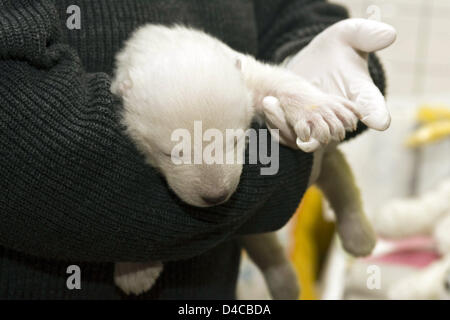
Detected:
left=236, top=54, right=359, bottom=152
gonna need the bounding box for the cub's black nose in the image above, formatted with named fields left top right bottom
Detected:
left=202, top=192, right=229, bottom=205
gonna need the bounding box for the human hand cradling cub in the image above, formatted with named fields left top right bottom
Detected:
left=263, top=18, right=397, bottom=152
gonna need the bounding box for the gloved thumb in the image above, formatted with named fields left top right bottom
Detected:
left=349, top=77, right=391, bottom=131
left=340, top=18, right=397, bottom=53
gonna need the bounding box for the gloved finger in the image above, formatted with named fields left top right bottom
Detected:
left=296, top=137, right=320, bottom=153
left=340, top=18, right=397, bottom=53
left=349, top=79, right=391, bottom=131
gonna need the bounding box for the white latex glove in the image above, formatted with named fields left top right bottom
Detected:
left=264, top=18, right=397, bottom=152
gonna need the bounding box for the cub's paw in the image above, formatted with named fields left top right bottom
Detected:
left=338, top=215, right=376, bottom=257
left=264, top=91, right=358, bottom=153
left=114, top=261, right=163, bottom=295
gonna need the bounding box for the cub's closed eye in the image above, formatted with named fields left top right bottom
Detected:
left=233, top=135, right=246, bottom=146
left=166, top=150, right=184, bottom=157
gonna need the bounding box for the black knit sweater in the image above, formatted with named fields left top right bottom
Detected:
left=0, top=0, right=385, bottom=299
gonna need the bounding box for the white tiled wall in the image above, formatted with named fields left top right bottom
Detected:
left=332, top=0, right=450, bottom=98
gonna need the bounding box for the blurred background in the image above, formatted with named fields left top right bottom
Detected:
left=238, top=0, right=450, bottom=300
left=340, top=0, right=450, bottom=99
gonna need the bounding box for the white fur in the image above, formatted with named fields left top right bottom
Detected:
left=114, top=261, right=163, bottom=296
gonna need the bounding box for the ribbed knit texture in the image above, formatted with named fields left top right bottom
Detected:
left=0, top=0, right=385, bottom=299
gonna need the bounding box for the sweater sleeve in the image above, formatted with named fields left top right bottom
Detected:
left=252, top=0, right=387, bottom=140
left=0, top=0, right=310, bottom=262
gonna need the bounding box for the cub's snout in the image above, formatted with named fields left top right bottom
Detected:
left=165, top=162, right=242, bottom=207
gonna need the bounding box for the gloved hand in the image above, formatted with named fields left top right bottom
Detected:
left=263, top=18, right=397, bottom=152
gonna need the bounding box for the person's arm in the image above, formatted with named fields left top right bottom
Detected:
left=0, top=0, right=308, bottom=262
left=253, top=0, right=387, bottom=140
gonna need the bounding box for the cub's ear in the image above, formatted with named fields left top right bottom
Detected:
left=118, top=79, right=133, bottom=97
left=235, top=58, right=242, bottom=71
left=111, top=71, right=133, bottom=97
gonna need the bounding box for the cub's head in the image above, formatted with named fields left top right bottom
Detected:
left=112, top=50, right=254, bottom=207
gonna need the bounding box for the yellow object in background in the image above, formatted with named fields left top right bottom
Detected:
left=289, top=186, right=334, bottom=300
left=406, top=120, right=450, bottom=147
left=406, top=105, right=450, bottom=147
left=417, top=104, right=450, bottom=123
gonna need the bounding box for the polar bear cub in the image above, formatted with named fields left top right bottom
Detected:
left=111, top=25, right=375, bottom=298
